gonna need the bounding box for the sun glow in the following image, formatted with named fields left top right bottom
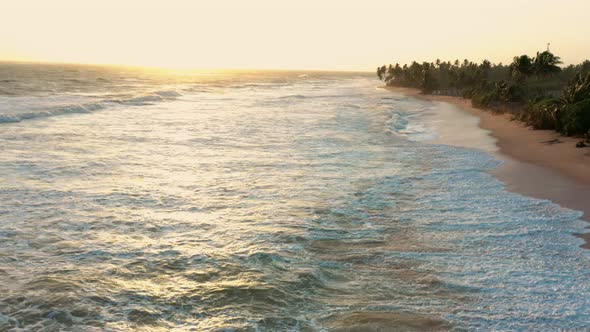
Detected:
left=1, top=0, right=589, bottom=70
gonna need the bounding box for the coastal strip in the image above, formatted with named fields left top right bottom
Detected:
left=388, top=86, right=590, bottom=248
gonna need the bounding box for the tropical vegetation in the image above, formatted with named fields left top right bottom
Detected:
left=377, top=51, right=590, bottom=143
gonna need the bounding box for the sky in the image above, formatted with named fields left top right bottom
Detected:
left=1, top=0, right=589, bottom=71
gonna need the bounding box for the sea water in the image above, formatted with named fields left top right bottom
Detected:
left=0, top=62, right=588, bottom=331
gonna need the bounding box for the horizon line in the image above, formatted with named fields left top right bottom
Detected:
left=0, top=58, right=374, bottom=73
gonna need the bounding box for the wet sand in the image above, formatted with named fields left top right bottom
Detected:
left=387, top=86, right=590, bottom=249
left=324, top=311, right=450, bottom=331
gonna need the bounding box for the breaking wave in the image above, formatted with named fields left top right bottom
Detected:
left=0, top=90, right=183, bottom=124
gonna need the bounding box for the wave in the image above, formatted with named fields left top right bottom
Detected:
left=278, top=93, right=363, bottom=100
left=279, top=94, right=306, bottom=99
left=118, top=95, right=163, bottom=105
left=0, top=88, right=17, bottom=96
left=385, top=109, right=438, bottom=141
left=388, top=111, right=410, bottom=132
left=116, top=90, right=182, bottom=105
left=0, top=102, right=107, bottom=123
left=153, top=90, right=182, bottom=98
left=229, top=82, right=292, bottom=89
left=65, top=78, right=87, bottom=84
left=0, top=90, right=183, bottom=124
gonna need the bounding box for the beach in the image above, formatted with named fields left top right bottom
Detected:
left=388, top=86, right=590, bottom=248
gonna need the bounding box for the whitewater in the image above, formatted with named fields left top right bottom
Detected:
left=0, top=62, right=588, bottom=331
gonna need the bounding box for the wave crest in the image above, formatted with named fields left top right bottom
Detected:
left=0, top=90, right=183, bottom=124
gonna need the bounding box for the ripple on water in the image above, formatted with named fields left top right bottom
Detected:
left=0, top=75, right=588, bottom=331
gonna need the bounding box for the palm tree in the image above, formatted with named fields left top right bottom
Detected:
left=376, top=65, right=387, bottom=81
left=533, top=51, right=562, bottom=77
left=561, top=71, right=590, bottom=105
left=530, top=72, right=590, bottom=133
left=557, top=72, right=590, bottom=134
left=509, top=55, right=534, bottom=79
left=421, top=62, right=438, bottom=93
left=479, top=60, right=492, bottom=81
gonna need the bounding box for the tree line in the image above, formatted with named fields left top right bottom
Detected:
left=377, top=51, right=590, bottom=142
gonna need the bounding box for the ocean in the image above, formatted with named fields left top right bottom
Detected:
left=0, top=62, right=588, bottom=331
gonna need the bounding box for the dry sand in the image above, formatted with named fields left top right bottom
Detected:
left=387, top=86, right=590, bottom=248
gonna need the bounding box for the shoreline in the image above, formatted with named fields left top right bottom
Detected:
left=387, top=86, right=590, bottom=249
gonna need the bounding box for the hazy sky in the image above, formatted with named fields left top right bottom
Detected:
left=1, top=0, right=589, bottom=71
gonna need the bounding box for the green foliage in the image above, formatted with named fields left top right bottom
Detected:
left=510, top=55, right=534, bottom=79
left=469, top=80, right=525, bottom=108
left=517, top=73, right=590, bottom=135
left=421, top=62, right=439, bottom=93
left=560, top=99, right=590, bottom=135
left=552, top=71, right=590, bottom=134
left=520, top=98, right=561, bottom=130
left=376, top=51, right=590, bottom=138
left=495, top=81, right=525, bottom=102
left=376, top=65, right=386, bottom=81
left=561, top=72, right=590, bottom=105
left=533, top=51, right=562, bottom=77
left=471, top=89, right=497, bottom=108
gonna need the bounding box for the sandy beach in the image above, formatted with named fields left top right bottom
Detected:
left=388, top=86, right=590, bottom=248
